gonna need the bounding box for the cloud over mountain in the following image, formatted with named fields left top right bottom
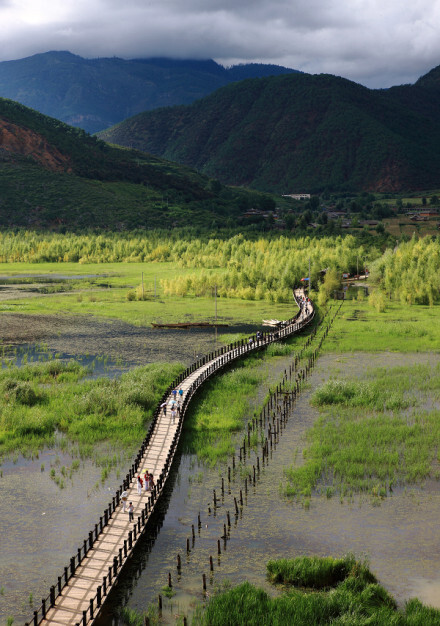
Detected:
left=1, top=0, right=440, bottom=87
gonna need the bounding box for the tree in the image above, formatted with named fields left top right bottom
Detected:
left=317, top=268, right=341, bottom=305
left=259, top=195, right=276, bottom=212
left=430, top=195, right=439, bottom=205
left=309, top=196, right=320, bottom=211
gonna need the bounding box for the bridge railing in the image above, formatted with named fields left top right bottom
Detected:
left=27, top=293, right=314, bottom=626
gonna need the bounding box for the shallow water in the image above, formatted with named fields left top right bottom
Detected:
left=0, top=274, right=102, bottom=281
left=1, top=351, right=440, bottom=625
left=94, top=352, right=440, bottom=624
left=0, top=313, right=259, bottom=366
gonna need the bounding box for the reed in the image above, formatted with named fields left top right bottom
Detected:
left=284, top=362, right=440, bottom=500
left=0, top=359, right=184, bottom=467
left=195, top=556, right=438, bottom=625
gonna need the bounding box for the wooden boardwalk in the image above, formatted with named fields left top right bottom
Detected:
left=32, top=290, right=314, bottom=626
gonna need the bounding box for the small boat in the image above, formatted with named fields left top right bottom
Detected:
left=262, top=319, right=282, bottom=327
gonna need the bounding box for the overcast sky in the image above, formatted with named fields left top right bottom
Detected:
left=1, top=0, right=439, bottom=87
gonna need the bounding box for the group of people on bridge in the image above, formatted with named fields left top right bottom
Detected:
left=161, top=387, right=184, bottom=423
left=121, top=469, right=155, bottom=520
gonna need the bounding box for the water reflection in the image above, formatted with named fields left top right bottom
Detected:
left=2, top=352, right=440, bottom=625
left=96, top=353, right=440, bottom=623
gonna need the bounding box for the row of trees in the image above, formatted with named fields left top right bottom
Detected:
left=1, top=229, right=438, bottom=306
left=370, top=236, right=440, bottom=305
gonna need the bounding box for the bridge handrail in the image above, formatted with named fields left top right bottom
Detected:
left=27, top=291, right=314, bottom=626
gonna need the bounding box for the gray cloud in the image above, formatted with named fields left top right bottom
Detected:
left=1, top=0, right=440, bottom=87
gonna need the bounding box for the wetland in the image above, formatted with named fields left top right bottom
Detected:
left=0, top=233, right=440, bottom=624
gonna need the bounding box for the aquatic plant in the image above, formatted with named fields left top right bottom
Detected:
left=0, top=360, right=184, bottom=466
left=284, top=362, right=440, bottom=499
left=195, top=556, right=438, bottom=625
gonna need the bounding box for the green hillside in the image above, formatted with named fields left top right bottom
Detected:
left=0, top=98, right=271, bottom=229
left=98, top=70, right=440, bottom=193
left=0, top=51, right=298, bottom=133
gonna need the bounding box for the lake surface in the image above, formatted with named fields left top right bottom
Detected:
left=1, top=350, right=439, bottom=625
left=93, top=352, right=440, bottom=624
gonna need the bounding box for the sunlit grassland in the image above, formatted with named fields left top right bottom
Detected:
left=0, top=261, right=294, bottom=326
left=322, top=299, right=440, bottom=353
left=0, top=359, right=184, bottom=465
left=193, top=555, right=440, bottom=626
left=283, top=362, right=440, bottom=502
left=183, top=335, right=307, bottom=465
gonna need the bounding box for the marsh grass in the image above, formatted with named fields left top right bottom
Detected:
left=182, top=326, right=314, bottom=464
left=182, top=356, right=265, bottom=464
left=323, top=299, right=440, bottom=353
left=119, top=604, right=160, bottom=626
left=196, top=555, right=440, bottom=626
left=0, top=359, right=184, bottom=468
left=284, top=362, right=440, bottom=500
left=266, top=554, right=375, bottom=589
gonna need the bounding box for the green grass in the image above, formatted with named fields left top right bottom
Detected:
left=195, top=556, right=440, bottom=625
left=0, top=260, right=295, bottom=327
left=283, top=362, right=440, bottom=500
left=0, top=359, right=184, bottom=463
left=183, top=356, right=265, bottom=464
left=323, top=299, right=440, bottom=353
left=182, top=326, right=311, bottom=465
left=267, top=554, right=375, bottom=589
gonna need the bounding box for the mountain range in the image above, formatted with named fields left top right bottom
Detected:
left=0, top=51, right=298, bottom=133
left=98, top=66, right=440, bottom=193
left=0, top=97, right=272, bottom=230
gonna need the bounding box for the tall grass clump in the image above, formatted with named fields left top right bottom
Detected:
left=194, top=556, right=438, bottom=626
left=266, top=554, right=374, bottom=589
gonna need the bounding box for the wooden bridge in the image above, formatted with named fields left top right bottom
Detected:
left=29, top=290, right=314, bottom=626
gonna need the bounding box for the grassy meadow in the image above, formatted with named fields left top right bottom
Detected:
left=0, top=260, right=295, bottom=326
left=283, top=295, right=440, bottom=503
left=322, top=298, right=440, bottom=353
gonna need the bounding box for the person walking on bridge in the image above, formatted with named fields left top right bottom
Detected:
left=128, top=502, right=134, bottom=522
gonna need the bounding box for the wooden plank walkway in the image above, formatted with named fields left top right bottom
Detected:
left=31, top=290, right=314, bottom=626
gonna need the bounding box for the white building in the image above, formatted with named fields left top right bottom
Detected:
left=282, top=193, right=311, bottom=200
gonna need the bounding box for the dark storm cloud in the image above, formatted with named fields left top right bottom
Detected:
left=1, top=0, right=440, bottom=87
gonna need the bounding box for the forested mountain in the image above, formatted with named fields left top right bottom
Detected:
left=98, top=69, right=440, bottom=193
left=0, top=98, right=268, bottom=229
left=0, top=51, right=298, bottom=133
